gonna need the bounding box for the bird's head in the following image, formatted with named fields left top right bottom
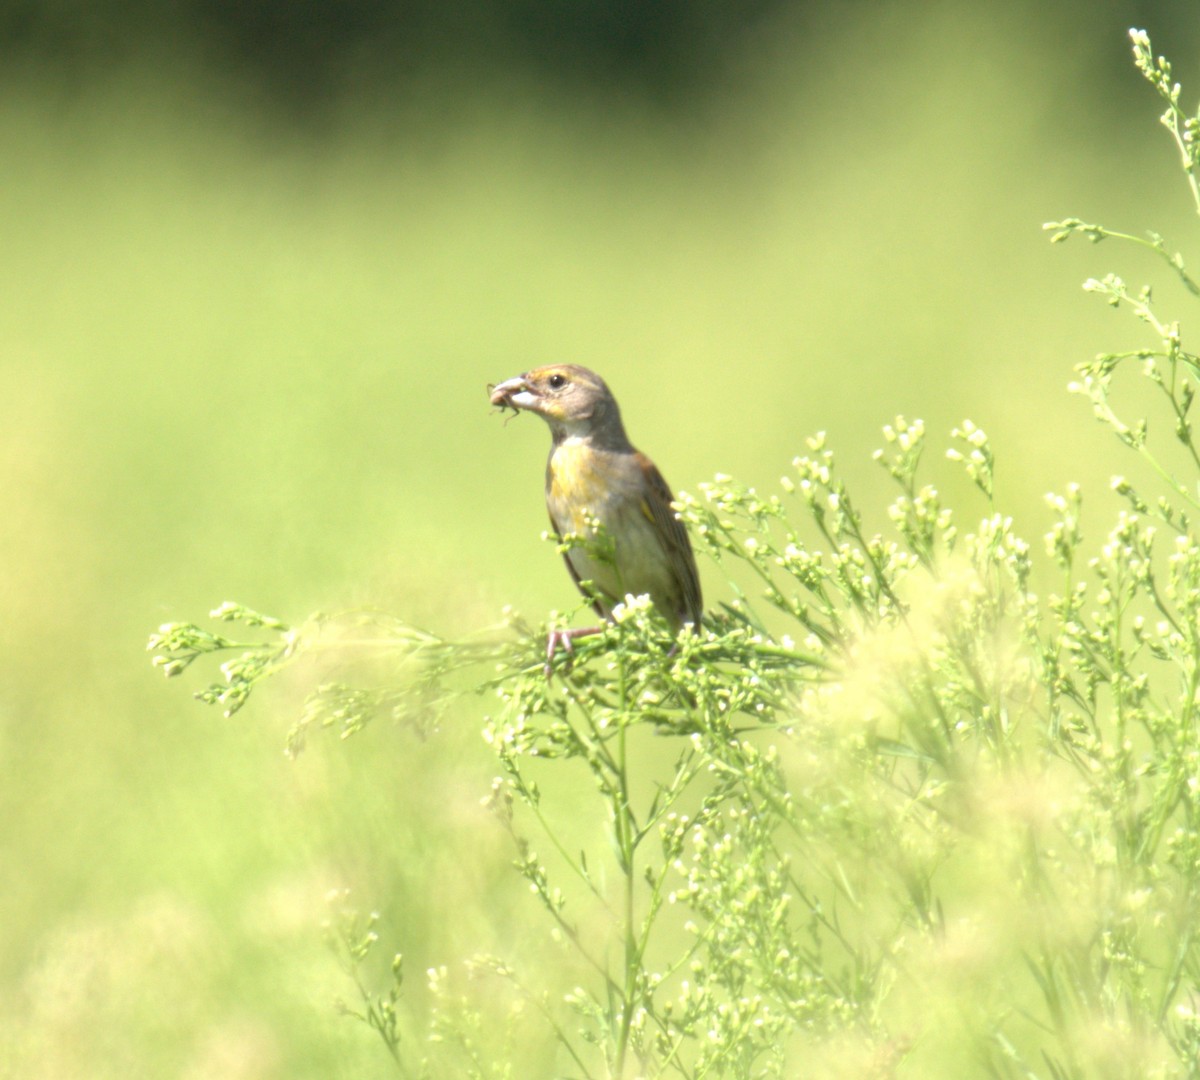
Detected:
left=489, top=364, right=627, bottom=444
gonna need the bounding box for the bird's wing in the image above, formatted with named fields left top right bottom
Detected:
left=634, top=451, right=703, bottom=626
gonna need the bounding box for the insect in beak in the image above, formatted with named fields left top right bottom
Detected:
left=487, top=382, right=523, bottom=423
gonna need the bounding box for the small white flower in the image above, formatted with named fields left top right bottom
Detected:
left=611, top=593, right=653, bottom=623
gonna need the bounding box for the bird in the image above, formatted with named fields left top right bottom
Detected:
left=489, top=364, right=702, bottom=665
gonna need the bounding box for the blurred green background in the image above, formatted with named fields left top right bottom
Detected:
left=2, top=0, right=1198, bottom=1074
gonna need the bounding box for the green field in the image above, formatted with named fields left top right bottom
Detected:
left=2, top=6, right=1195, bottom=1076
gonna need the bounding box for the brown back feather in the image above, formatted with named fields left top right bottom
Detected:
left=634, top=451, right=703, bottom=627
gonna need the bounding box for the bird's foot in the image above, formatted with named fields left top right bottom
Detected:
left=544, top=625, right=602, bottom=678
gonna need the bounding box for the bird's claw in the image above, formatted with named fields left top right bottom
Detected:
left=544, top=628, right=574, bottom=678
left=543, top=625, right=601, bottom=678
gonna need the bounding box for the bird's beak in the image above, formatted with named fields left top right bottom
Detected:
left=489, top=375, right=540, bottom=411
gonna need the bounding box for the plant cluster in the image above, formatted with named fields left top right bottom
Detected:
left=149, top=29, right=1200, bottom=1078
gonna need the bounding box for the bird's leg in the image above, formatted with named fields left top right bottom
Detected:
left=544, top=625, right=603, bottom=678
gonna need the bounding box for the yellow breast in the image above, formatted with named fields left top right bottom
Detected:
left=547, top=441, right=607, bottom=533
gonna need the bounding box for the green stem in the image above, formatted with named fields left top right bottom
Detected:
left=612, top=643, right=640, bottom=1078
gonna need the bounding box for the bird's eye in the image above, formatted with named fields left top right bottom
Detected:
left=548, top=373, right=567, bottom=390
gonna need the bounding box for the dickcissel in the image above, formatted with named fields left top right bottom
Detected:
left=489, top=364, right=702, bottom=659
